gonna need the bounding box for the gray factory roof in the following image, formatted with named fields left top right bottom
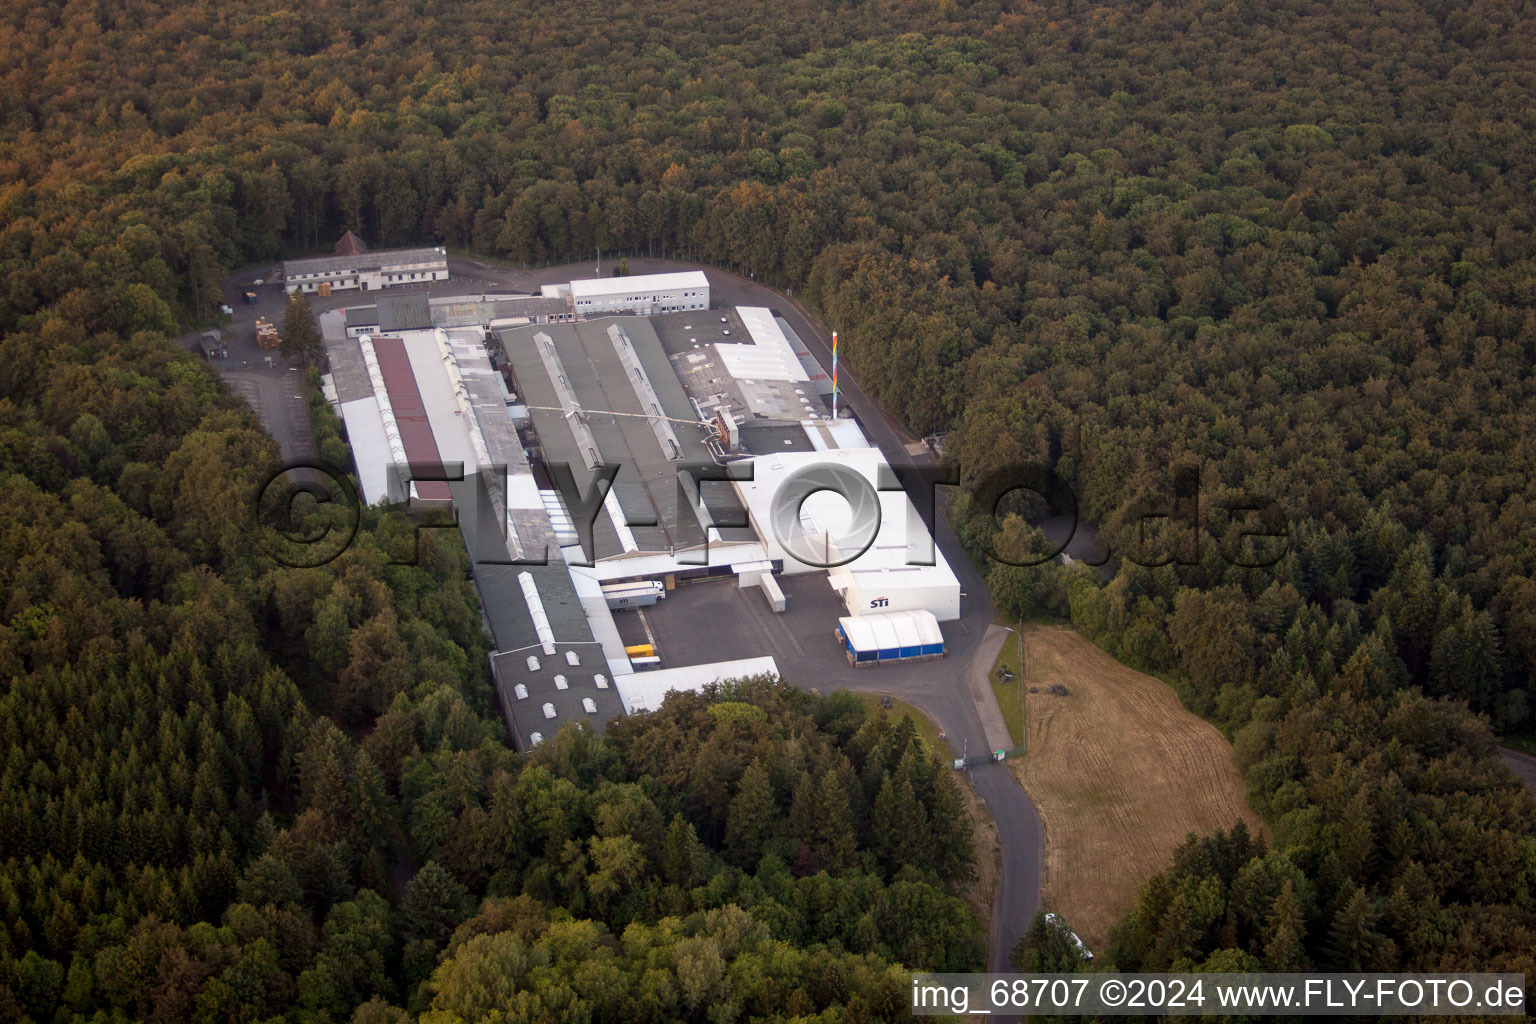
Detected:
left=495, top=317, right=752, bottom=558
left=478, top=560, right=591, bottom=654
left=326, top=332, right=375, bottom=404
left=434, top=295, right=572, bottom=328
left=377, top=294, right=433, bottom=332
left=651, top=308, right=825, bottom=430
left=282, top=246, right=447, bottom=278
left=738, top=423, right=817, bottom=455
left=492, top=641, right=625, bottom=751
left=345, top=305, right=379, bottom=328
left=483, top=559, right=624, bottom=750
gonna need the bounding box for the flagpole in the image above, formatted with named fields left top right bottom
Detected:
left=831, top=331, right=839, bottom=419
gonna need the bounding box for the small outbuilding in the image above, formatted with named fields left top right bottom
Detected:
left=835, top=609, right=945, bottom=666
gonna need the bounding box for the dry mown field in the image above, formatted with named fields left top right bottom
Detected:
left=1009, top=626, right=1264, bottom=951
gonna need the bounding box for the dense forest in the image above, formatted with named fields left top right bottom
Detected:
left=0, top=327, right=983, bottom=1021
left=3, top=0, right=1536, bottom=1015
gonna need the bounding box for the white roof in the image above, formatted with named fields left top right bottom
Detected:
left=565, top=567, right=637, bottom=677
left=616, top=657, right=780, bottom=714
left=568, top=271, right=709, bottom=298
left=713, top=307, right=809, bottom=383
left=339, top=396, right=393, bottom=506
left=802, top=416, right=871, bottom=451
left=734, top=447, right=960, bottom=587
left=564, top=541, right=768, bottom=582
left=837, top=609, right=943, bottom=653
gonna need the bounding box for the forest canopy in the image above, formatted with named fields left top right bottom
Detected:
left=2, top=0, right=1536, bottom=1016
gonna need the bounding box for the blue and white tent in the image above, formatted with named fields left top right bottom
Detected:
left=836, top=609, right=945, bottom=664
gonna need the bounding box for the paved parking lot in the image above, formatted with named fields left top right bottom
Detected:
left=637, top=573, right=1000, bottom=743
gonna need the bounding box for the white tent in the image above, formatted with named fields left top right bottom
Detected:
left=836, top=609, right=945, bottom=664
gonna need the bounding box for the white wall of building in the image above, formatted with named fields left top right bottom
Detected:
left=566, top=271, right=710, bottom=314
left=733, top=447, right=963, bottom=621
left=285, top=251, right=449, bottom=294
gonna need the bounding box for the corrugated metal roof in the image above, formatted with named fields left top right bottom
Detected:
left=367, top=336, right=452, bottom=502
left=494, top=316, right=749, bottom=556
left=377, top=293, right=433, bottom=332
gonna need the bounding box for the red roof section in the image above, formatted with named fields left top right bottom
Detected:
left=369, top=337, right=453, bottom=501
left=335, top=230, right=369, bottom=256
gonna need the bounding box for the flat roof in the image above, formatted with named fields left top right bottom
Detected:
left=495, top=317, right=751, bottom=558
left=326, top=330, right=374, bottom=404
left=715, top=307, right=809, bottom=383
left=734, top=446, right=961, bottom=587
left=378, top=294, right=433, bottom=332
left=345, top=305, right=379, bottom=327
left=339, top=396, right=392, bottom=505
left=616, top=657, right=780, bottom=714
left=738, top=423, right=818, bottom=455
left=431, top=295, right=571, bottom=328
left=652, top=308, right=824, bottom=433
left=568, top=270, right=709, bottom=298
left=487, top=561, right=626, bottom=750
left=367, top=336, right=452, bottom=502
left=802, top=417, right=871, bottom=451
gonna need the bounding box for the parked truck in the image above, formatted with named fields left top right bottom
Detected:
left=255, top=317, right=280, bottom=350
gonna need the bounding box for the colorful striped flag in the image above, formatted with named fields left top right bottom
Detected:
left=831, top=331, right=839, bottom=419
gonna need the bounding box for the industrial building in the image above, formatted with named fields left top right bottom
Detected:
left=541, top=271, right=710, bottom=315
left=731, top=446, right=964, bottom=621
left=283, top=232, right=448, bottom=295
left=493, top=316, right=757, bottom=566
left=344, top=294, right=577, bottom=337
left=486, top=565, right=627, bottom=749
left=320, top=275, right=961, bottom=751
left=614, top=657, right=781, bottom=713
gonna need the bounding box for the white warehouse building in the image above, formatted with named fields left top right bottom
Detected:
left=544, top=271, right=710, bottom=315
left=733, top=446, right=963, bottom=622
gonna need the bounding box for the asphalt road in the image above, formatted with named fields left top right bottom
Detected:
left=204, top=252, right=1045, bottom=969
left=221, top=368, right=314, bottom=463
left=1500, top=747, right=1536, bottom=790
